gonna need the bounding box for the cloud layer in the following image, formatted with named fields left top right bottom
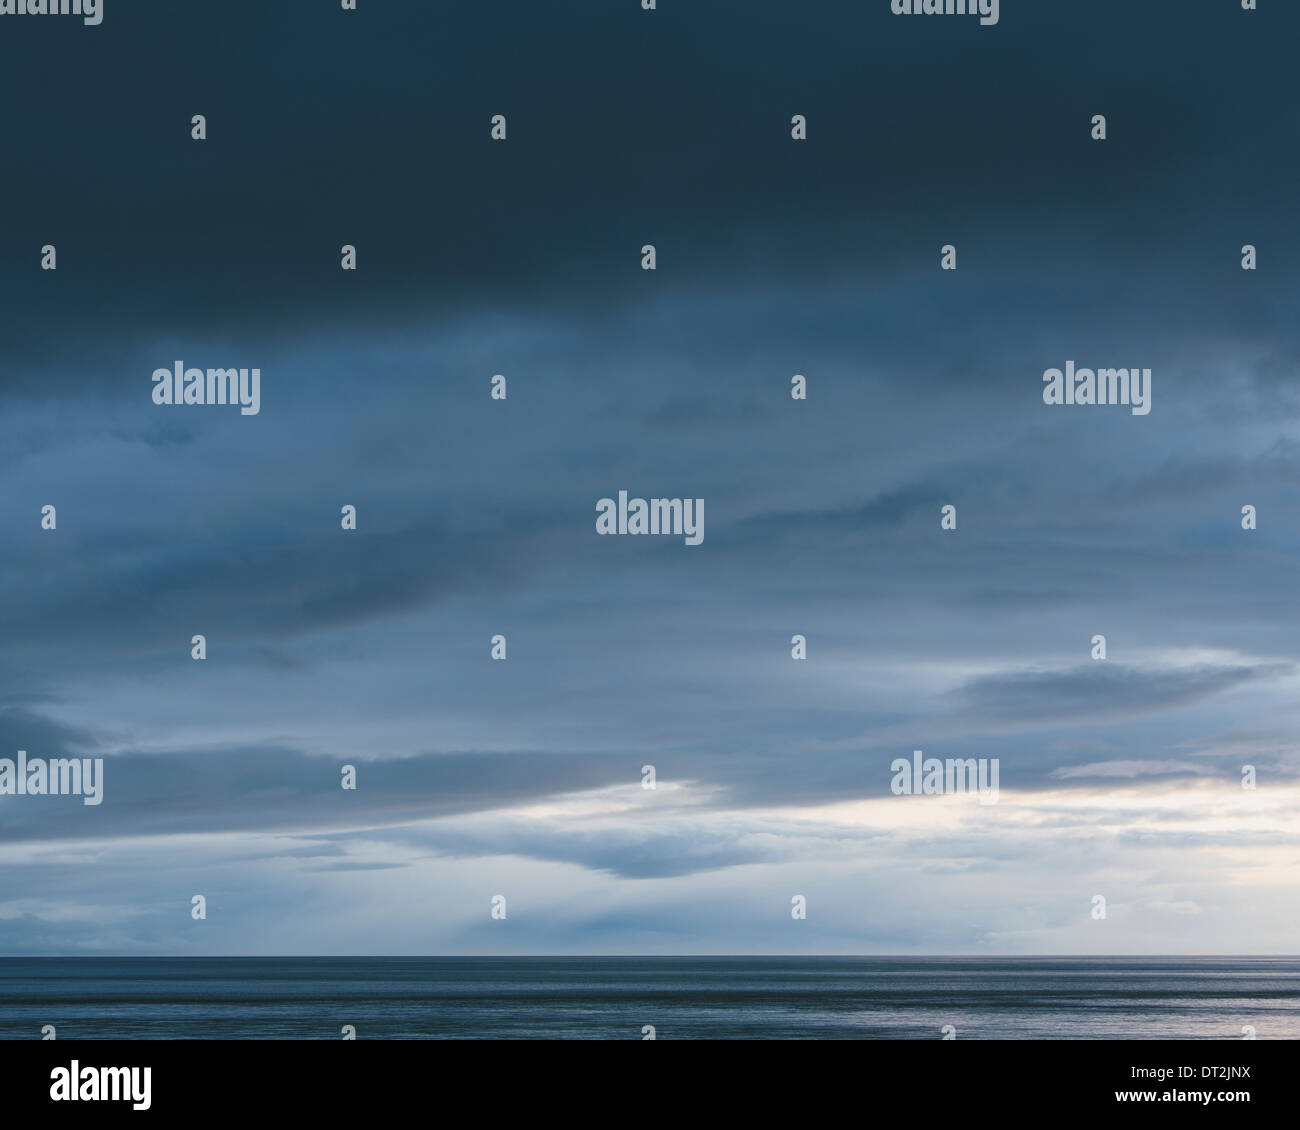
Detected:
left=2, top=0, right=1298, bottom=954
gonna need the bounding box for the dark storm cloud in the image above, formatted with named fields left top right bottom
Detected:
left=0, top=0, right=1296, bottom=388
left=2, top=690, right=1284, bottom=855
left=957, top=662, right=1291, bottom=723
left=0, top=723, right=875, bottom=847
left=0, top=742, right=634, bottom=843
left=0, top=709, right=99, bottom=759
left=4, top=517, right=558, bottom=652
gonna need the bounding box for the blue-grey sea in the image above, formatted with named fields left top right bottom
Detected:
left=1, top=957, right=1297, bottom=1039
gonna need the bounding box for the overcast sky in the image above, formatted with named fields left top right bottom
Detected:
left=2, top=0, right=1299, bottom=955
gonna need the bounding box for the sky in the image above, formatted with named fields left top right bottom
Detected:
left=2, top=0, right=1299, bottom=955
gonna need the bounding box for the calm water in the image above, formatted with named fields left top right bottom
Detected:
left=1, top=957, right=1297, bottom=1040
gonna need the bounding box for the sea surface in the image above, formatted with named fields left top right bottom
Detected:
left=1, top=956, right=1297, bottom=1040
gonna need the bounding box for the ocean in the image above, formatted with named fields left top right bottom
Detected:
left=2, top=956, right=1298, bottom=1040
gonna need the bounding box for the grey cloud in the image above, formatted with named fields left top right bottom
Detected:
left=957, top=663, right=1290, bottom=725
